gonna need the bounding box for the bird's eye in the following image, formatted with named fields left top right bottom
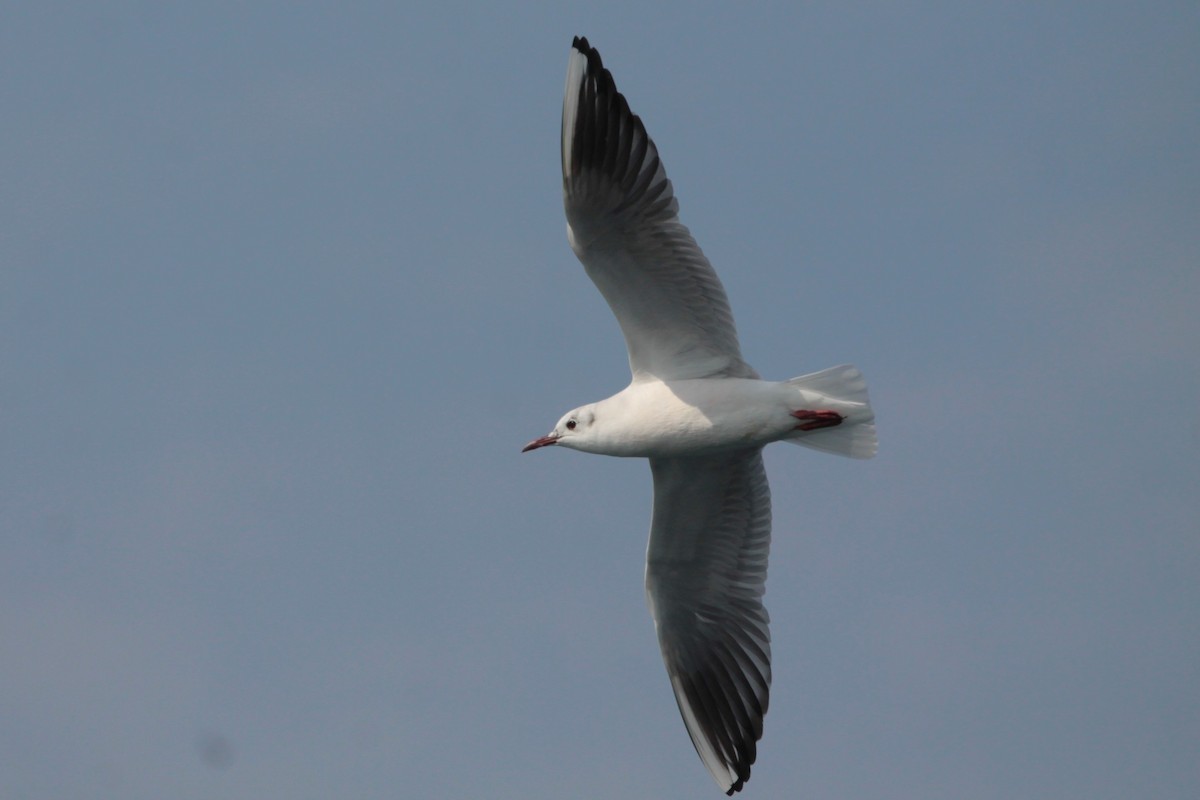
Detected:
left=565, top=419, right=577, bottom=431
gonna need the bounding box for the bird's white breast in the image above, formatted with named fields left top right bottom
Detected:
left=589, top=378, right=795, bottom=458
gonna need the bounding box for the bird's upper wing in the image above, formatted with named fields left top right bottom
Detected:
left=645, top=448, right=772, bottom=795
left=562, top=37, right=756, bottom=382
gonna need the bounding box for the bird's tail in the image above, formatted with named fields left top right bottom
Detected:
left=782, top=364, right=877, bottom=459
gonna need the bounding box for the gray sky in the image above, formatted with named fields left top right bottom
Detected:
left=2, top=3, right=1197, bottom=798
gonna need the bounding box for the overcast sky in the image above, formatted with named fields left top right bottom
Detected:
left=2, top=3, right=1197, bottom=798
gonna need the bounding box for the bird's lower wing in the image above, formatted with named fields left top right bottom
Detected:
left=645, top=449, right=772, bottom=794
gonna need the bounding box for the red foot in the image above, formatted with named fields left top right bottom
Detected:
left=791, top=409, right=845, bottom=432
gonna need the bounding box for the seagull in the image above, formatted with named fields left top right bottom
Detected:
left=523, top=36, right=877, bottom=794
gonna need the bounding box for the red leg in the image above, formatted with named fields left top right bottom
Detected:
left=791, top=409, right=845, bottom=431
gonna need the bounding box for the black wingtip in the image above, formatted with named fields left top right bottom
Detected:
left=569, top=36, right=622, bottom=104
left=571, top=35, right=605, bottom=71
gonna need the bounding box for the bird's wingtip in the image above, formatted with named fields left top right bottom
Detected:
left=569, top=35, right=605, bottom=71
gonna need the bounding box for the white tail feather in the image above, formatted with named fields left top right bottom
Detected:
left=783, top=364, right=877, bottom=459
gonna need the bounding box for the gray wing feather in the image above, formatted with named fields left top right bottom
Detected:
left=645, top=448, right=772, bottom=794
left=563, top=37, right=757, bottom=382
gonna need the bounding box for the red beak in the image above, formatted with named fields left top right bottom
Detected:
left=521, top=434, right=559, bottom=453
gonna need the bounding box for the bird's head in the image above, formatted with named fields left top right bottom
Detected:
left=522, top=404, right=598, bottom=453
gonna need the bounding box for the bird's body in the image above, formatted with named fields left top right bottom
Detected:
left=524, top=36, right=877, bottom=794
left=542, top=371, right=874, bottom=459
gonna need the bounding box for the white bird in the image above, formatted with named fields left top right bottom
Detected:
left=524, top=36, right=877, bottom=794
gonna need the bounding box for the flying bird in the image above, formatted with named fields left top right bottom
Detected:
left=524, top=36, right=877, bottom=794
